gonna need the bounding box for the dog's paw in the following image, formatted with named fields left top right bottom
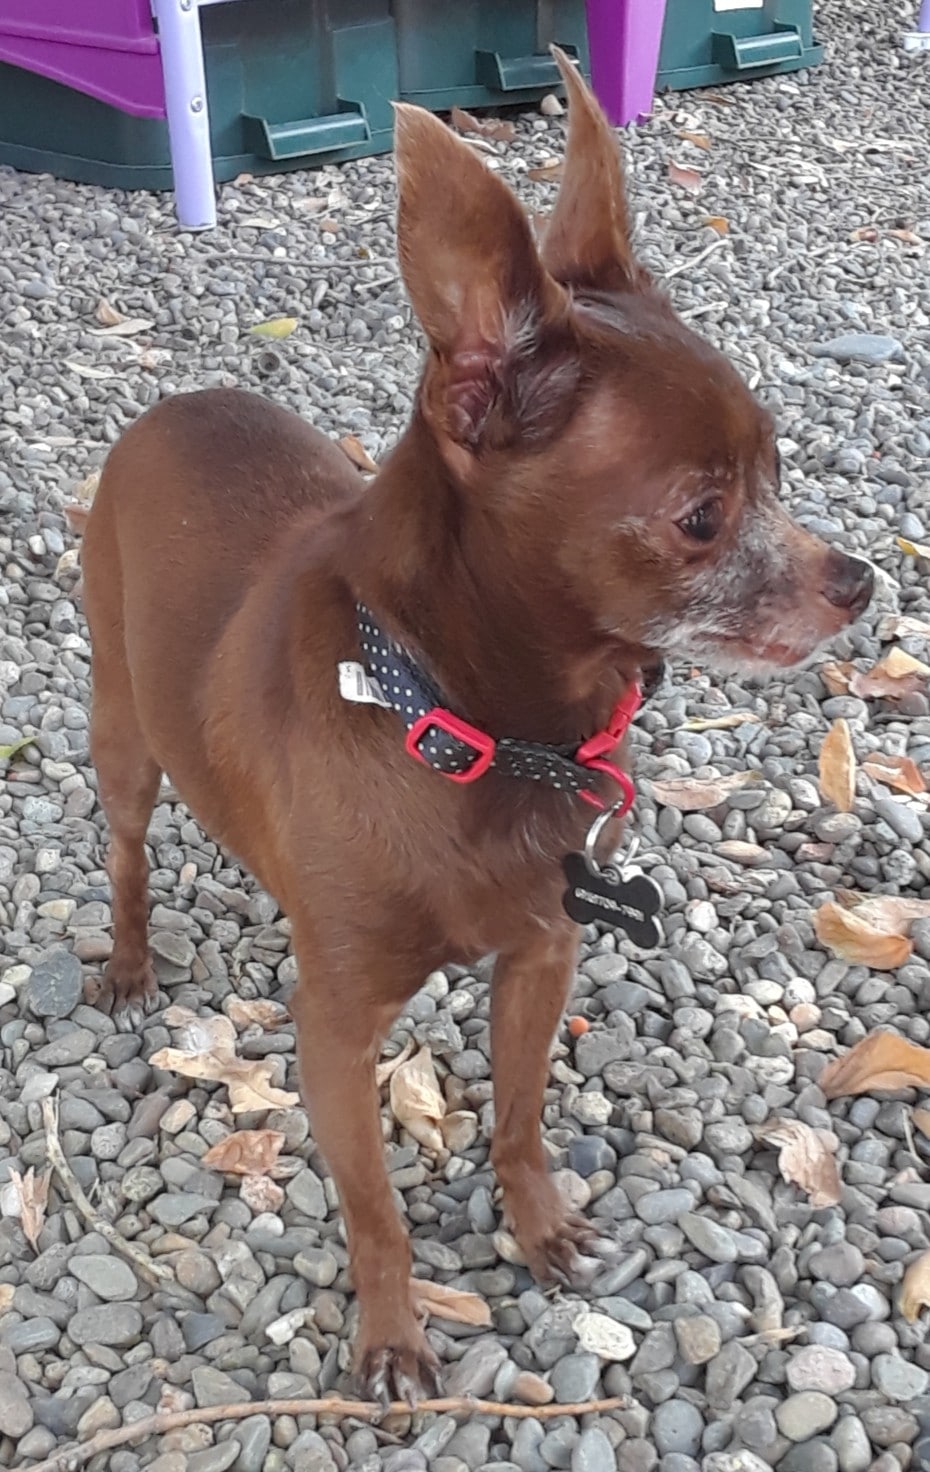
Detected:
left=85, top=955, right=160, bottom=1030
left=357, top=1339, right=442, bottom=1409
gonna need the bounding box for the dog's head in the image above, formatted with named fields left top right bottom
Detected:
left=391, top=52, right=872, bottom=680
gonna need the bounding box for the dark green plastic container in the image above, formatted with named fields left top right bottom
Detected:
left=657, top=0, right=822, bottom=92
left=0, top=0, right=588, bottom=192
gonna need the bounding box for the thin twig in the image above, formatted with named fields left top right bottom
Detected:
left=24, top=1393, right=628, bottom=1472
left=41, top=1096, right=174, bottom=1288
left=662, top=236, right=727, bottom=282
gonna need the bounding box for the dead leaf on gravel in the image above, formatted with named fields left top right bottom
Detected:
left=338, top=434, right=378, bottom=474
left=527, top=160, right=564, bottom=183
left=249, top=317, right=298, bottom=340
left=225, top=998, right=289, bottom=1031
left=202, top=1130, right=287, bottom=1177
left=861, top=752, right=926, bottom=795
left=55, top=548, right=80, bottom=579
left=878, top=613, right=930, bottom=642
left=8, top=1168, right=51, bottom=1250
left=450, top=106, right=515, bottom=143
left=96, top=298, right=124, bottom=326
left=821, top=1031, right=930, bottom=1099
left=389, top=1044, right=446, bottom=1153
left=649, top=770, right=761, bottom=811
left=838, top=893, right=930, bottom=931
left=819, top=718, right=856, bottom=811
left=898, top=536, right=930, bottom=561
left=913, top=1107, right=930, bottom=1140
left=678, top=130, right=711, bottom=150
left=901, top=1250, right=930, bottom=1322
left=755, top=1118, right=842, bottom=1208
left=376, top=1036, right=415, bottom=1088
left=849, top=225, right=880, bottom=243
left=66, top=361, right=114, bottom=380
left=814, top=901, right=912, bottom=970
left=152, top=1005, right=299, bottom=1114
left=683, top=712, right=760, bottom=731
left=91, top=317, right=154, bottom=338
left=702, top=216, right=729, bottom=235
left=819, top=661, right=855, bottom=695
left=848, top=647, right=930, bottom=699
left=890, top=228, right=923, bottom=246
left=410, top=1279, right=491, bottom=1327
left=0, top=736, right=35, bottom=763
left=0, top=1283, right=13, bottom=1313
left=668, top=161, right=703, bottom=194
left=73, top=469, right=101, bottom=504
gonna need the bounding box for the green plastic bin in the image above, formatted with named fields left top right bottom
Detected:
left=657, top=0, right=822, bottom=91
left=0, top=0, right=589, bottom=193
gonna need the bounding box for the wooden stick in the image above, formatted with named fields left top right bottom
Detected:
left=25, top=1393, right=628, bottom=1472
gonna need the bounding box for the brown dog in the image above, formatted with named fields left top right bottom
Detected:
left=81, top=53, right=872, bottom=1402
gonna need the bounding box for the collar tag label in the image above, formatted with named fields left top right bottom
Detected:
left=338, top=661, right=392, bottom=709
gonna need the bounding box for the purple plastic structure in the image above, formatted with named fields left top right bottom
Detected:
left=0, top=0, right=219, bottom=228
left=904, top=0, right=930, bottom=49
left=584, top=0, right=666, bottom=127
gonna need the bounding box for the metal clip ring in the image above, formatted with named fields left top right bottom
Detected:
left=583, top=801, right=639, bottom=878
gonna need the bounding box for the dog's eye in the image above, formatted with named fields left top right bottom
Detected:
left=678, top=499, right=723, bottom=544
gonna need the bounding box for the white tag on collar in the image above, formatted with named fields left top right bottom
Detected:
left=338, top=661, right=392, bottom=708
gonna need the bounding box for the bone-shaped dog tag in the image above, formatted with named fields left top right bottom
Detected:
left=561, top=851, right=663, bottom=947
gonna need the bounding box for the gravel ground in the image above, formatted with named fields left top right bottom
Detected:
left=2, top=1, right=930, bottom=1469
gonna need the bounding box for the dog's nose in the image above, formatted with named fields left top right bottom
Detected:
left=823, top=551, right=874, bottom=617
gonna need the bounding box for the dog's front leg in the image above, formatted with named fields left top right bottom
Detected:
left=491, top=925, right=604, bottom=1286
left=289, top=953, right=440, bottom=1407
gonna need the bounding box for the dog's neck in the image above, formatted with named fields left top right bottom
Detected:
left=341, top=425, right=644, bottom=746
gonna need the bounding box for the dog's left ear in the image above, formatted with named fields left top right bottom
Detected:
left=541, top=48, right=648, bottom=293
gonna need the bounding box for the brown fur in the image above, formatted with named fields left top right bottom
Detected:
left=81, top=52, right=872, bottom=1404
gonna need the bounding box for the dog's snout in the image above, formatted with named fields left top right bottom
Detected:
left=823, top=552, right=874, bottom=618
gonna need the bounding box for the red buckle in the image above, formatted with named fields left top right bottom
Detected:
left=575, top=683, right=642, bottom=813
left=405, top=708, right=496, bottom=784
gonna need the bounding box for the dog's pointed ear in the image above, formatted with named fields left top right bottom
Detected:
left=393, top=103, right=577, bottom=455
left=541, top=48, right=646, bottom=292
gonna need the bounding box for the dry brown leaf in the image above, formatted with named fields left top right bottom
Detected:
left=898, top=536, right=930, bottom=560
left=0, top=1283, right=13, bottom=1313
left=389, top=1044, right=446, bottom=1153
left=862, top=752, right=926, bottom=795
left=849, top=225, right=880, bottom=243
left=913, top=1107, right=930, bottom=1140
left=527, top=160, right=564, bottom=183
left=63, top=503, right=90, bottom=536
left=152, top=1005, right=298, bottom=1114
left=96, top=298, right=125, bottom=326
left=819, top=661, right=855, bottom=695
left=9, top=1168, right=50, bottom=1250
left=838, top=893, right=930, bottom=931
left=755, top=1118, right=842, bottom=1208
left=73, top=469, right=101, bottom=504
left=226, top=998, right=289, bottom=1031
left=890, top=228, right=923, bottom=246
left=901, top=1250, right=930, bottom=1322
left=55, top=548, right=80, bottom=579
left=375, top=1036, right=415, bottom=1088
left=848, top=647, right=930, bottom=700
left=91, top=317, right=154, bottom=338
left=701, top=215, right=729, bottom=235
left=819, top=718, right=856, bottom=812
left=678, top=130, right=711, bottom=150
left=649, top=770, right=760, bottom=811
left=202, top=1130, right=286, bottom=1177
left=450, top=106, right=515, bottom=143
left=814, top=902, right=912, bottom=970
left=668, top=161, right=703, bottom=194
left=338, top=434, right=379, bottom=474
left=821, top=1031, right=930, bottom=1099
left=683, top=712, right=760, bottom=731
left=410, top=1278, right=492, bottom=1327
left=878, top=613, right=930, bottom=642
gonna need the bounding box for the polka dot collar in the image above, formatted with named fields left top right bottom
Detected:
left=354, top=604, right=641, bottom=814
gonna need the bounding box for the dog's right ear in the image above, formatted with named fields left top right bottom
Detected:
left=540, top=48, right=647, bottom=293
left=393, top=103, right=577, bottom=460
